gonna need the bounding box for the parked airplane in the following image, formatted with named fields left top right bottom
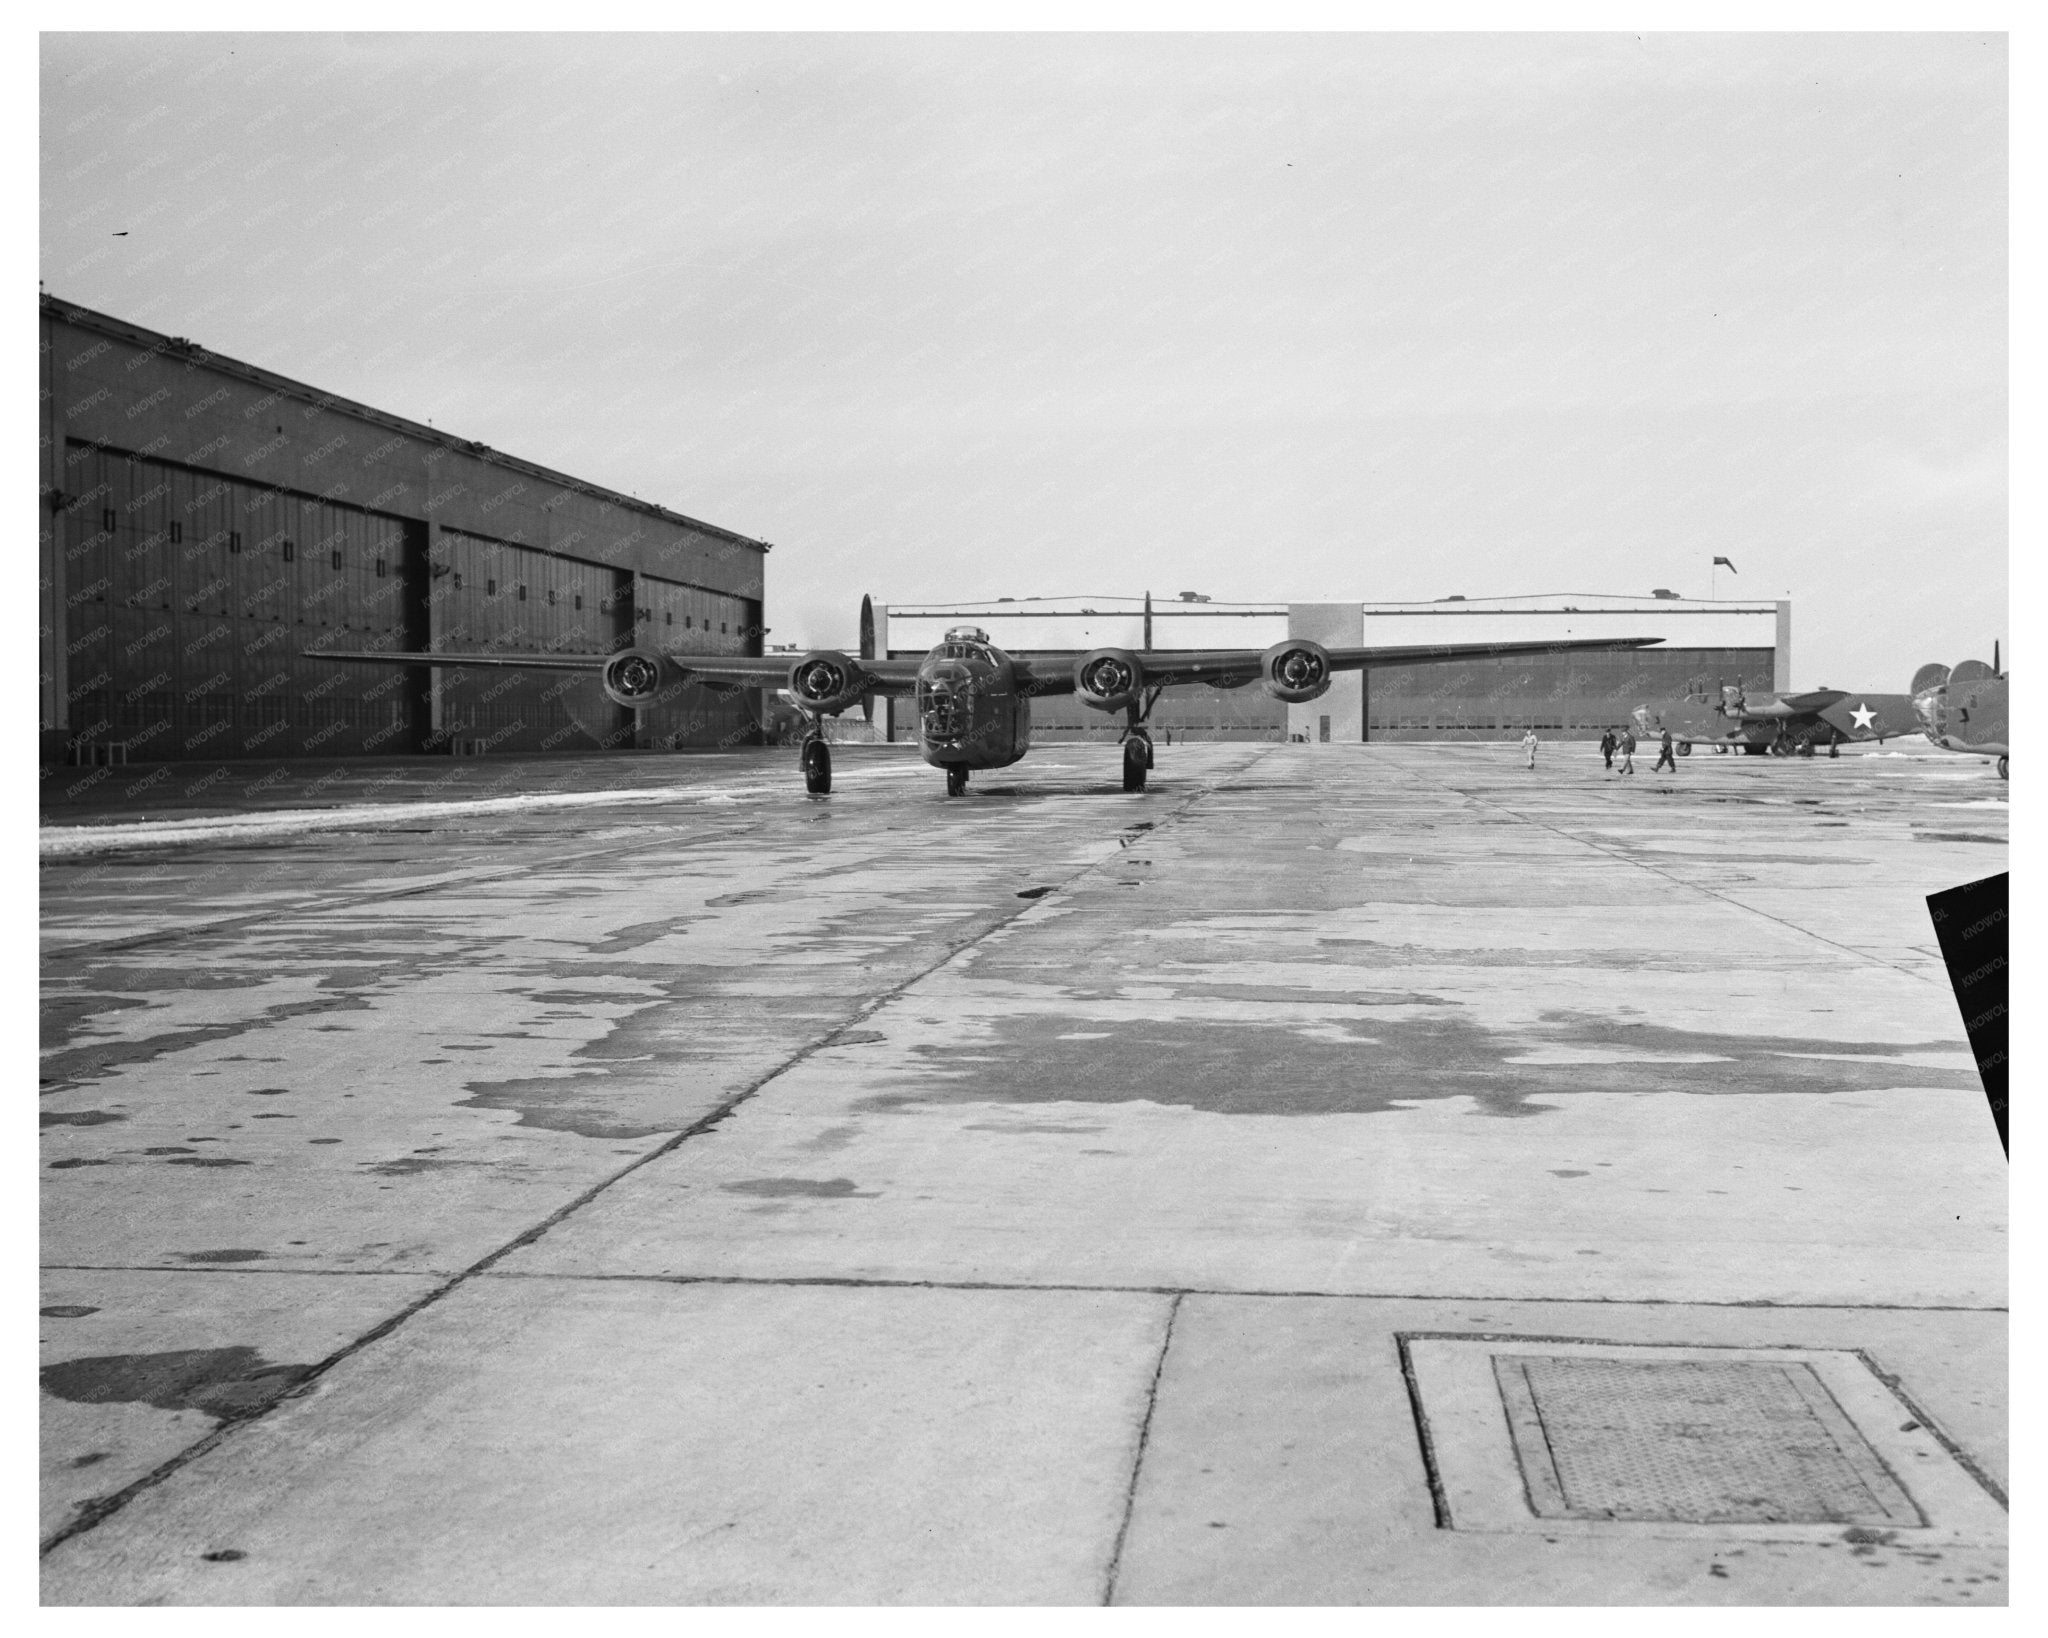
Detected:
left=1627, top=680, right=1919, bottom=758
left=310, top=628, right=1662, bottom=795
left=1912, top=650, right=2008, bottom=779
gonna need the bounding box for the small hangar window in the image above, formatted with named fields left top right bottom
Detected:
left=101, top=508, right=117, bottom=533
left=229, top=531, right=242, bottom=554
left=517, top=584, right=527, bottom=601
left=547, top=589, right=557, bottom=607
left=331, top=549, right=343, bottom=571
left=375, top=558, right=388, bottom=579
left=487, top=579, right=497, bottom=597
left=282, top=540, right=293, bottom=561
left=573, top=593, right=582, bottom=611
left=168, top=522, right=182, bottom=545
left=665, top=612, right=672, bottom=626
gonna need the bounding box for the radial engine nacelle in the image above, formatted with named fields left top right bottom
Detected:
left=601, top=647, right=683, bottom=708
left=1074, top=647, right=1146, bottom=713
left=1261, top=638, right=1333, bottom=703
left=786, top=649, right=871, bottom=715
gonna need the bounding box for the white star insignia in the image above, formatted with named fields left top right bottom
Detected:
left=1849, top=703, right=1876, bottom=731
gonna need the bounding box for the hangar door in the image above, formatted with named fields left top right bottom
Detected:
left=61, top=444, right=429, bottom=760
left=431, top=529, right=634, bottom=753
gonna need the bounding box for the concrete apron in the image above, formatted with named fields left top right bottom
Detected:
left=39, top=742, right=2007, bottom=1604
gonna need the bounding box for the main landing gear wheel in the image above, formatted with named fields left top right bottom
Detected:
left=945, top=764, right=968, bottom=797
left=1828, top=742, right=1839, bottom=758
left=1122, top=736, right=1149, bottom=792
left=1677, top=741, right=1692, bottom=756
left=802, top=738, right=832, bottom=795
left=1998, top=756, right=2009, bottom=780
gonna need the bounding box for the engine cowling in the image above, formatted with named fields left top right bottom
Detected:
left=787, top=649, right=870, bottom=715
left=1074, top=647, right=1145, bottom=713
left=1261, top=639, right=1333, bottom=703
left=602, top=647, right=681, bottom=708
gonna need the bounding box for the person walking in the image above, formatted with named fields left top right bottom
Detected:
left=1599, top=727, right=1616, bottom=769
left=1521, top=727, right=1539, bottom=769
left=1654, top=727, right=1677, bottom=773
left=1618, top=727, right=1637, bottom=775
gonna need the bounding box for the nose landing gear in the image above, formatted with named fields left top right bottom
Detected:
left=1122, top=730, right=1152, bottom=792
left=945, top=764, right=969, bottom=797
left=801, top=734, right=832, bottom=795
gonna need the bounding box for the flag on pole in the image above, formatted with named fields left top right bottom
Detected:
left=1713, top=556, right=1738, bottom=573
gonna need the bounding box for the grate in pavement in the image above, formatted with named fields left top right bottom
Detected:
left=1492, top=1354, right=1922, bottom=1526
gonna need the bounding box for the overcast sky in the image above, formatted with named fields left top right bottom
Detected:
left=41, top=31, right=2005, bottom=687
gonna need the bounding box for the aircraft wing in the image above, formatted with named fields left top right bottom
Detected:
left=304, top=649, right=928, bottom=694
left=1014, top=635, right=1663, bottom=695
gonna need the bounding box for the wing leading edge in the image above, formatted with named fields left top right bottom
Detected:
left=303, top=649, right=929, bottom=694
left=1012, top=635, right=1664, bottom=695
left=308, top=636, right=1660, bottom=698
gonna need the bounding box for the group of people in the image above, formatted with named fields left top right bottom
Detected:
left=1515, top=724, right=1677, bottom=774
left=1596, top=725, right=1676, bottom=773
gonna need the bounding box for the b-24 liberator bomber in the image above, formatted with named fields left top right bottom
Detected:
left=312, top=627, right=1663, bottom=796
left=1629, top=680, right=1920, bottom=758
left=1912, top=653, right=2008, bottom=779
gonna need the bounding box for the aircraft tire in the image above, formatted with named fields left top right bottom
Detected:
left=1999, top=756, right=2009, bottom=780
left=945, top=764, right=968, bottom=798
left=1677, top=741, right=1692, bottom=757
left=1122, top=739, right=1148, bottom=792
left=802, top=739, right=832, bottom=794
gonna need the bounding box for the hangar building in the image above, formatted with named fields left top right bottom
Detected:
left=870, top=593, right=1787, bottom=743
left=40, top=294, right=771, bottom=764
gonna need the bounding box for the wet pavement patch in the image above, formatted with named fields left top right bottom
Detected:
left=40, top=1346, right=315, bottom=1422
left=42, top=1305, right=100, bottom=1319
left=720, top=1177, right=875, bottom=1198
left=362, top=1156, right=474, bottom=1176
left=175, top=1249, right=267, bottom=1263
left=40, top=1110, right=126, bottom=1127
left=868, top=1011, right=1978, bottom=1118
left=586, top=917, right=695, bottom=954
left=457, top=1074, right=681, bottom=1140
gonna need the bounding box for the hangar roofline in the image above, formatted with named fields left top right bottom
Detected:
left=40, top=292, right=772, bottom=554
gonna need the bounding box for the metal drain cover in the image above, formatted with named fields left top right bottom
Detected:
left=1491, top=1354, right=1919, bottom=1526
left=1404, top=1337, right=2008, bottom=1542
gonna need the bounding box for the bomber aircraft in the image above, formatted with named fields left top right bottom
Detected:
left=1911, top=651, right=2008, bottom=779
left=312, top=626, right=1664, bottom=795
left=1628, top=680, right=1920, bottom=758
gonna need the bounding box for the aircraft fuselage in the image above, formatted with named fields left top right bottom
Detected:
left=913, top=635, right=1033, bottom=771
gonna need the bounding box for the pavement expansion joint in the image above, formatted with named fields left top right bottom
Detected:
left=1103, top=1291, right=1183, bottom=1606
left=465, top=1270, right=2008, bottom=1314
